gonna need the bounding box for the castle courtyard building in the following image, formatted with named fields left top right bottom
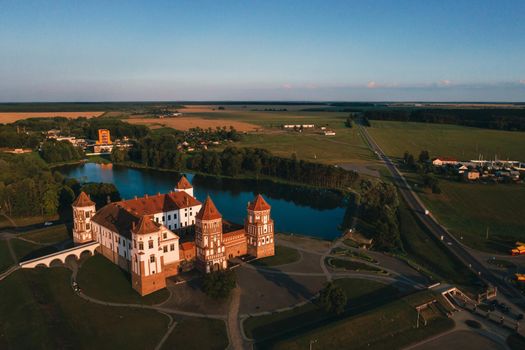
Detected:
left=72, top=176, right=275, bottom=295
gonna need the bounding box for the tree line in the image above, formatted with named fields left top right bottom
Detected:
left=186, top=147, right=360, bottom=190
left=0, top=153, right=120, bottom=220
left=364, top=108, right=525, bottom=131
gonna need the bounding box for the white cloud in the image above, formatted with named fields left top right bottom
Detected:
left=438, top=79, right=452, bottom=86
left=282, top=83, right=293, bottom=89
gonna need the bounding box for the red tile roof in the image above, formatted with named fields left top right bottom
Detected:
left=180, top=242, right=195, bottom=251
left=72, top=191, right=95, bottom=207
left=196, top=196, right=222, bottom=221
left=176, top=176, right=193, bottom=189
left=91, top=203, right=140, bottom=239
left=119, top=192, right=201, bottom=216
left=247, top=194, right=271, bottom=211
left=132, top=215, right=160, bottom=235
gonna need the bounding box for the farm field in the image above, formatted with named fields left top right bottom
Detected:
left=0, top=268, right=169, bottom=349
left=368, top=120, right=525, bottom=160
left=127, top=116, right=259, bottom=132
left=418, top=181, right=525, bottom=253
left=0, top=111, right=104, bottom=124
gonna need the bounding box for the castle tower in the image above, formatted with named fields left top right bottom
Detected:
left=245, top=194, right=275, bottom=258
left=174, top=175, right=194, bottom=197
left=72, top=192, right=96, bottom=244
left=130, top=216, right=168, bottom=296
left=195, top=196, right=226, bottom=273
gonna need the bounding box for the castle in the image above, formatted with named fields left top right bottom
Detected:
left=72, top=176, right=275, bottom=295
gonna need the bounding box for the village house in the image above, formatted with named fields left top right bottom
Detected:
left=432, top=157, right=459, bottom=166
left=71, top=176, right=275, bottom=295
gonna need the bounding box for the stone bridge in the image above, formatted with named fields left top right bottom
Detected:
left=19, top=241, right=100, bottom=268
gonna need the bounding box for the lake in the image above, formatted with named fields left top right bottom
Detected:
left=58, top=163, right=347, bottom=239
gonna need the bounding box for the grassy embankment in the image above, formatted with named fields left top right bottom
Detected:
left=368, top=120, right=525, bottom=253
left=245, top=279, right=453, bottom=349
left=77, top=254, right=169, bottom=305
left=398, top=199, right=480, bottom=291
left=0, top=241, right=14, bottom=273
left=0, top=268, right=169, bottom=349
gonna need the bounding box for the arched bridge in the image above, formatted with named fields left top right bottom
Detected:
left=19, top=241, right=100, bottom=268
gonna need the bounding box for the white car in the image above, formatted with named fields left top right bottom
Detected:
left=44, top=221, right=53, bottom=226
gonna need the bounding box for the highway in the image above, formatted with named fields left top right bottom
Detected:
left=358, top=124, right=525, bottom=309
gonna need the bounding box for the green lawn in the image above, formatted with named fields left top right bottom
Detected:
left=10, top=238, right=57, bottom=262
left=325, top=257, right=383, bottom=273
left=0, top=240, right=14, bottom=273
left=244, top=278, right=400, bottom=342
left=22, top=224, right=70, bottom=244
left=251, top=245, right=301, bottom=267
left=368, top=120, right=525, bottom=160
left=260, top=291, right=454, bottom=350
left=398, top=197, right=480, bottom=290
left=77, top=254, right=169, bottom=305
left=417, top=181, right=525, bottom=253
left=0, top=268, right=169, bottom=349
left=237, top=127, right=374, bottom=165
left=161, top=317, right=228, bottom=350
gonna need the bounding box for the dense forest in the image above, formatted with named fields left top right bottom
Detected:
left=186, top=147, right=360, bottom=189
left=0, top=152, right=120, bottom=220
left=364, top=108, right=525, bottom=131
left=40, top=139, right=85, bottom=163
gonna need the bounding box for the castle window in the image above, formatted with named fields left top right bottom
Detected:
left=139, top=242, right=144, bottom=250
left=170, top=244, right=175, bottom=251
left=174, top=223, right=178, bottom=228
left=163, top=232, right=167, bottom=239
left=155, top=218, right=159, bottom=223
left=148, top=240, right=154, bottom=249
left=175, top=214, right=177, bottom=219
left=185, top=213, right=187, bottom=217
left=150, top=255, right=155, bottom=263
left=85, top=211, right=90, bottom=218
left=86, top=223, right=90, bottom=230
left=168, top=215, right=171, bottom=220
left=163, top=246, right=168, bottom=253
left=192, top=220, right=194, bottom=225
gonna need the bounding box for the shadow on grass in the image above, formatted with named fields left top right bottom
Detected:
left=252, top=284, right=404, bottom=348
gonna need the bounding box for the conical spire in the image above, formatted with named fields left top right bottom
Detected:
left=247, top=194, right=271, bottom=211
left=176, top=175, right=193, bottom=189
left=72, top=191, right=95, bottom=207
left=196, top=196, right=222, bottom=220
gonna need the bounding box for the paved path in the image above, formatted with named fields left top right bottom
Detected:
left=227, top=286, right=246, bottom=350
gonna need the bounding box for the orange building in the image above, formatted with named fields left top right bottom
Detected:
left=96, top=129, right=112, bottom=144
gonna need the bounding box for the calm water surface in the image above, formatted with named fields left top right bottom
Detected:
left=58, top=163, right=347, bottom=239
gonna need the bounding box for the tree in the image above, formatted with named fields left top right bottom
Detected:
left=202, top=269, right=236, bottom=299
left=319, top=282, right=347, bottom=314
left=418, top=150, right=430, bottom=163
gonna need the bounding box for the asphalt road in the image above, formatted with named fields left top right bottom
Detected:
left=358, top=124, right=525, bottom=309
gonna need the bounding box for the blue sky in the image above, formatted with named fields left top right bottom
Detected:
left=1, top=0, right=524, bottom=101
